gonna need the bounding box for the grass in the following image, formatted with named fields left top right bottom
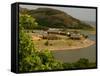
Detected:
left=32, top=39, right=77, bottom=51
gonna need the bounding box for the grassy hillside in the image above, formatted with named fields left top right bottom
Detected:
left=20, top=7, right=94, bottom=30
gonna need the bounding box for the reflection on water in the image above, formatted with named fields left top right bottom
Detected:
left=52, top=34, right=96, bottom=63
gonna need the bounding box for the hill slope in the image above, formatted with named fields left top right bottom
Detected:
left=20, top=7, right=94, bottom=30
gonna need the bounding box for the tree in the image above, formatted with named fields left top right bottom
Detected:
left=19, top=14, right=42, bottom=72
left=19, top=14, right=38, bottom=29
left=19, top=14, right=63, bottom=72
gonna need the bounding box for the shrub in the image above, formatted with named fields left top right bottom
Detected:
left=44, top=40, right=49, bottom=46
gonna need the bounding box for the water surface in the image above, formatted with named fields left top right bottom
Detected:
left=53, top=33, right=96, bottom=63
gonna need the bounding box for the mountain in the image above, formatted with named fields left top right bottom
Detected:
left=19, top=7, right=94, bottom=30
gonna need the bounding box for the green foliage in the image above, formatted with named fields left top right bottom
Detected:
left=39, top=50, right=63, bottom=70
left=19, top=14, right=42, bottom=72
left=19, top=14, right=63, bottom=72
left=19, top=29, right=39, bottom=72
left=63, top=58, right=96, bottom=69
left=19, top=14, right=38, bottom=29
left=63, top=63, right=74, bottom=69
left=19, top=31, right=63, bottom=72
left=73, top=58, right=89, bottom=68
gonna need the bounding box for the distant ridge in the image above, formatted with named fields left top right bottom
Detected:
left=20, top=7, right=94, bottom=30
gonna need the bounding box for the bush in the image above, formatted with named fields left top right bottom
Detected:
left=73, top=58, right=89, bottom=68
left=44, top=40, right=49, bottom=46
left=19, top=14, right=38, bottom=29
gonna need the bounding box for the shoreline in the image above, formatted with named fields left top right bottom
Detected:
left=35, top=39, right=95, bottom=51
left=50, top=40, right=95, bottom=51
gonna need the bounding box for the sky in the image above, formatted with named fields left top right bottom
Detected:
left=19, top=4, right=96, bottom=22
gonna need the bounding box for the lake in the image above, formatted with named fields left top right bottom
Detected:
left=52, top=32, right=96, bottom=63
